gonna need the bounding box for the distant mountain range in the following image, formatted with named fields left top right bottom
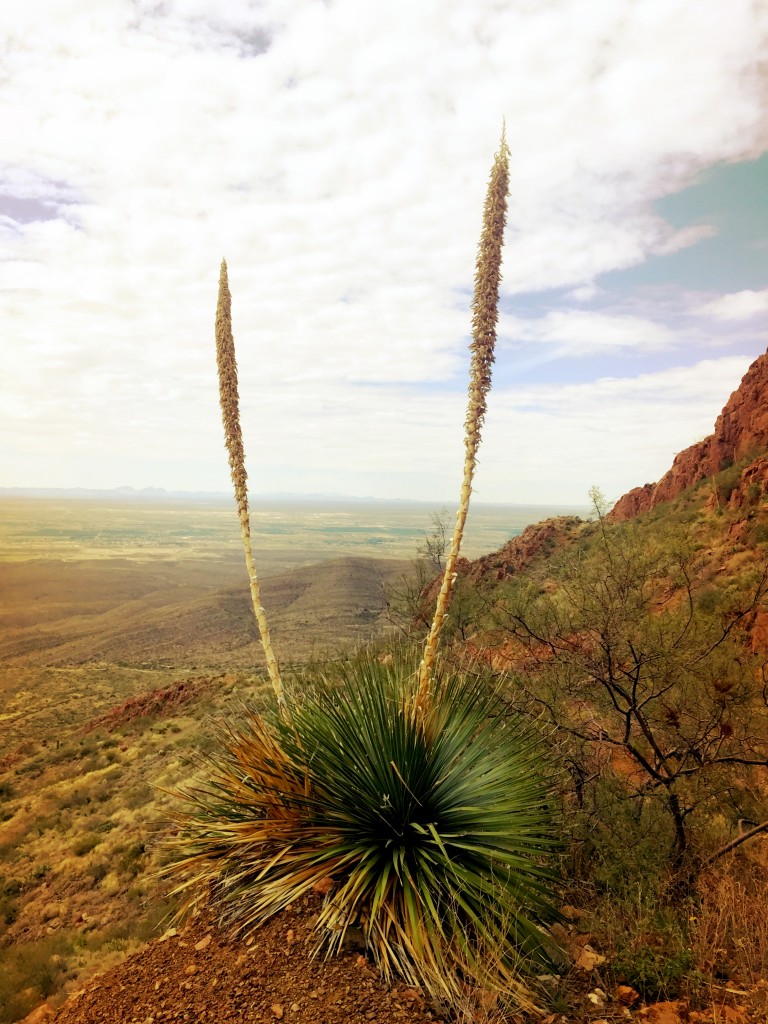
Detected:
left=0, top=485, right=583, bottom=510
left=0, top=486, right=397, bottom=503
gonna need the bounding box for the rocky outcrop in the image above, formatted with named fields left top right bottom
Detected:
left=610, top=349, right=768, bottom=522
left=716, top=453, right=768, bottom=512
left=419, top=517, right=585, bottom=613
left=81, top=675, right=219, bottom=732
left=468, top=515, right=584, bottom=583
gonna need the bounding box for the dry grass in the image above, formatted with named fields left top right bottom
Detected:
left=0, top=673, right=268, bottom=1022
left=692, top=845, right=768, bottom=986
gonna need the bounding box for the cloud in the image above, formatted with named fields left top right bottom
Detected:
left=499, top=309, right=676, bottom=357
left=473, top=356, right=754, bottom=503
left=0, top=0, right=766, bottom=501
left=696, top=289, right=768, bottom=320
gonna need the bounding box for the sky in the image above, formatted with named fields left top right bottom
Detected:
left=1, top=0, right=767, bottom=506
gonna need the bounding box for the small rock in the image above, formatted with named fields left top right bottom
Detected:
left=271, top=1005, right=284, bottom=1019
left=576, top=945, right=606, bottom=971
left=312, top=876, right=335, bottom=895
left=194, top=935, right=212, bottom=951
left=286, top=929, right=294, bottom=944
left=290, top=1004, right=300, bottom=1013
left=401, top=988, right=422, bottom=1003
left=587, top=988, right=607, bottom=1007
left=645, top=1001, right=686, bottom=1024
left=184, top=964, right=198, bottom=975
left=616, top=984, right=640, bottom=1006
left=159, top=928, right=177, bottom=942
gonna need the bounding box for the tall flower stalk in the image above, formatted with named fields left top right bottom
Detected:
left=215, top=259, right=284, bottom=707
left=417, top=128, right=510, bottom=703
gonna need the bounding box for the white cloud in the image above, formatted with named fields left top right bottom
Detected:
left=0, top=0, right=767, bottom=501
left=696, top=289, right=768, bottom=320
left=499, top=310, right=676, bottom=356
left=473, top=356, right=754, bottom=504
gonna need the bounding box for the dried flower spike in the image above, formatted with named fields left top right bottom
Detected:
left=418, top=128, right=510, bottom=702
left=216, top=259, right=284, bottom=706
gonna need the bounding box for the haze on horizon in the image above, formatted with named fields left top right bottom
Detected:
left=1, top=1, right=767, bottom=507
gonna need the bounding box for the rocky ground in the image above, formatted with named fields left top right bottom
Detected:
left=34, top=897, right=446, bottom=1024
left=19, top=893, right=767, bottom=1024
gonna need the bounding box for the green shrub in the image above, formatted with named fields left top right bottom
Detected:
left=613, top=939, right=696, bottom=1001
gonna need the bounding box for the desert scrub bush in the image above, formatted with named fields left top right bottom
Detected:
left=118, top=840, right=146, bottom=876
left=122, top=782, right=152, bottom=810
left=89, top=861, right=109, bottom=885
left=585, top=885, right=699, bottom=1002
left=612, top=938, right=697, bottom=1002
left=166, top=650, right=560, bottom=1005
left=494, top=494, right=768, bottom=868
left=567, top=779, right=677, bottom=895
left=72, top=833, right=102, bottom=857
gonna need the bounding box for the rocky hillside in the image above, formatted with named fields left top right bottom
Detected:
left=610, top=349, right=768, bottom=521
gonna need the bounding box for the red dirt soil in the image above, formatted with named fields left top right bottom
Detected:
left=43, top=897, right=446, bottom=1024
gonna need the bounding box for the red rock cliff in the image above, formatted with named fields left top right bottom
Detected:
left=610, top=349, right=768, bottom=522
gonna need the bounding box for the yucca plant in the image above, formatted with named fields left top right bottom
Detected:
left=166, top=650, right=559, bottom=1007
left=164, top=130, right=562, bottom=1011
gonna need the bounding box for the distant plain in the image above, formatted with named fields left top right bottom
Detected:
left=0, top=495, right=586, bottom=746
left=0, top=494, right=586, bottom=567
